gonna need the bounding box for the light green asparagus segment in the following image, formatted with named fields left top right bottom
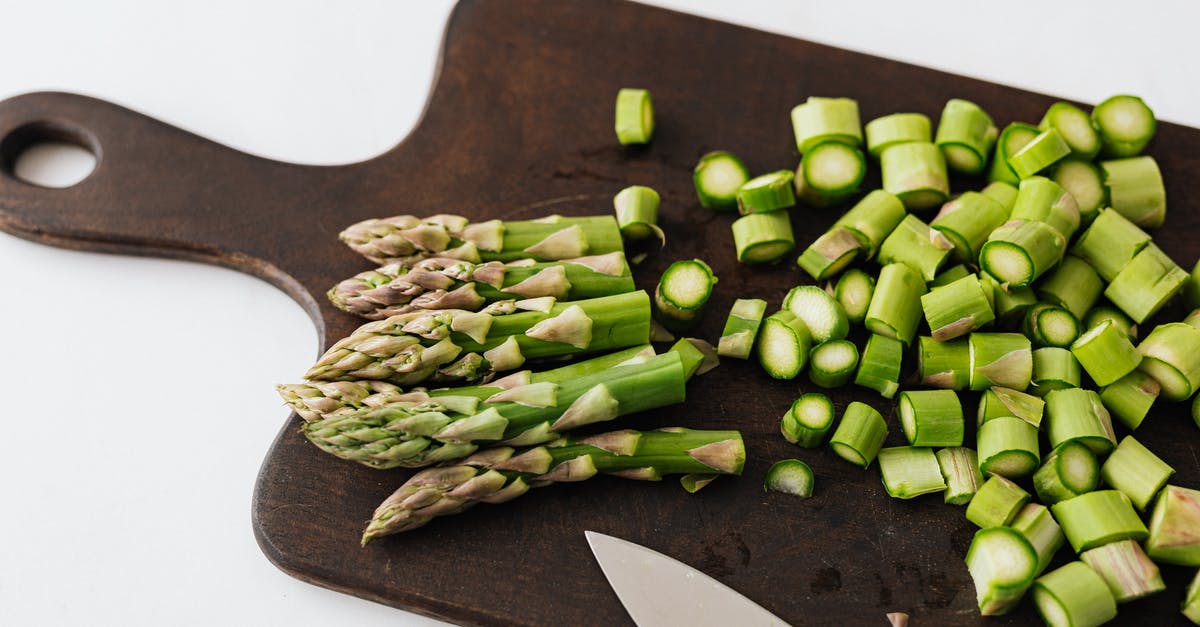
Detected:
left=361, top=427, right=744, bottom=542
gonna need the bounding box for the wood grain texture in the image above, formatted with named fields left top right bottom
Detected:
left=1, top=0, right=1197, bottom=624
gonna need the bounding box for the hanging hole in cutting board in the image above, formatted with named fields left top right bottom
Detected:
left=0, top=121, right=99, bottom=188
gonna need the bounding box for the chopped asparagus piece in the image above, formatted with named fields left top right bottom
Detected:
left=878, top=447, right=946, bottom=499
left=1101, top=436, right=1174, bottom=511
left=1092, top=94, right=1156, bottom=158
left=764, top=459, right=815, bottom=498
left=694, top=151, right=750, bottom=210
left=781, top=393, right=835, bottom=448
left=614, top=88, right=654, bottom=145
left=937, top=447, right=983, bottom=505
left=829, top=401, right=888, bottom=468
left=717, top=298, right=767, bottom=359
left=1052, top=490, right=1149, bottom=553
left=1031, top=561, right=1117, bottom=627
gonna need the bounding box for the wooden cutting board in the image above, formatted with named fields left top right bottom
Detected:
left=1, top=1, right=1197, bottom=624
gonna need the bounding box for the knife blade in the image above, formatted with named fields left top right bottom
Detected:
left=585, top=530, right=789, bottom=626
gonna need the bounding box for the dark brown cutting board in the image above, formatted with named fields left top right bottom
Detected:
left=1, top=0, right=1197, bottom=624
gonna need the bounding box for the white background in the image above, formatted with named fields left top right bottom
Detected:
left=1, top=1, right=1197, bottom=625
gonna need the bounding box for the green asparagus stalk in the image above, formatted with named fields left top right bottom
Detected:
left=980, top=220, right=1066, bottom=288
left=1083, top=305, right=1137, bottom=342
left=878, top=447, right=947, bottom=499
left=1093, top=94, right=1156, bottom=158
left=1033, top=441, right=1098, bottom=505
left=756, top=310, right=813, bottom=380
left=988, top=122, right=1040, bottom=185
left=829, top=401, right=888, bottom=468
left=796, top=226, right=860, bottom=279
left=732, top=210, right=796, bottom=264
left=930, top=264, right=971, bottom=288
left=978, top=386, right=1044, bottom=429
left=1070, top=208, right=1152, bottom=282
left=615, top=88, right=654, bottom=144
left=1145, top=485, right=1200, bottom=566
left=717, top=298, right=767, bottom=359
left=1070, top=320, right=1141, bottom=388
left=1080, top=540, right=1165, bottom=603
left=1010, top=175, right=1083, bottom=241
left=304, top=350, right=687, bottom=469
left=328, top=253, right=634, bottom=320
left=1037, top=256, right=1102, bottom=320
left=1099, top=370, right=1159, bottom=431
left=967, top=474, right=1030, bottom=528
left=781, top=393, right=835, bottom=448
left=362, top=427, right=744, bottom=542
left=1030, top=347, right=1081, bottom=395
left=917, top=336, right=970, bottom=390
left=1052, top=490, right=1148, bottom=553
left=613, top=185, right=664, bottom=242
left=1022, top=303, right=1080, bottom=349
left=1050, top=159, right=1107, bottom=224
left=1137, top=322, right=1200, bottom=400
left=655, top=260, right=718, bottom=324
left=1101, top=436, right=1174, bottom=511
left=831, top=189, right=907, bottom=259
left=694, top=151, right=750, bottom=210
left=306, top=291, right=651, bottom=385
left=737, top=170, right=797, bottom=214
left=1101, top=156, right=1167, bottom=228
left=1007, top=128, right=1071, bottom=179
left=1105, top=244, right=1189, bottom=324
left=966, top=526, right=1039, bottom=616
left=969, top=332, right=1033, bottom=392
left=791, top=96, right=863, bottom=153
left=937, top=447, right=982, bottom=505
left=931, top=191, right=1009, bottom=263
left=1045, top=388, right=1118, bottom=456
left=1009, top=503, right=1065, bottom=577
left=808, top=340, right=859, bottom=388
left=978, top=416, right=1040, bottom=479
left=980, top=273, right=1038, bottom=324
left=1039, top=102, right=1101, bottom=160
left=340, top=214, right=623, bottom=267
left=794, top=142, right=865, bottom=206
left=981, top=181, right=1019, bottom=213
left=855, top=333, right=904, bottom=398
left=921, top=274, right=995, bottom=341
left=935, top=98, right=997, bottom=175
left=1031, top=562, right=1117, bottom=627
left=765, top=459, right=815, bottom=497
left=865, top=263, right=927, bottom=345
left=865, top=112, right=930, bottom=157
left=834, top=269, right=875, bottom=324
left=877, top=214, right=954, bottom=282
left=784, top=285, right=850, bottom=343
left=881, top=142, right=950, bottom=210
left=898, top=389, right=963, bottom=447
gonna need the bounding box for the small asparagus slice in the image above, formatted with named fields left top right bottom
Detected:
left=988, top=122, right=1041, bottom=185
left=694, top=151, right=750, bottom=210
left=968, top=474, right=1031, bottom=528
left=794, top=142, right=865, bottom=206
left=898, top=389, right=963, bottom=447
left=1053, top=490, right=1149, bottom=553
left=865, top=263, right=927, bottom=345
left=781, top=393, right=835, bottom=448
left=978, top=386, right=1045, bottom=429
left=791, top=96, right=863, bottom=153
left=1083, top=305, right=1137, bottom=342
left=765, top=459, right=815, bottom=497
left=1009, top=503, right=1066, bottom=576
left=1080, top=539, right=1165, bottom=603
left=978, top=416, right=1040, bottom=479
left=917, top=336, right=970, bottom=390
left=1101, top=435, right=1174, bottom=511
left=1039, top=102, right=1101, bottom=160
left=969, top=332, right=1033, bottom=392
left=1037, top=256, right=1103, bottom=320
left=935, top=98, right=998, bottom=175
left=1145, top=485, right=1200, bottom=566
left=981, top=181, right=1019, bottom=213
left=361, top=427, right=743, bottom=541
left=1045, top=388, right=1118, bottom=456
left=834, top=269, right=875, bottom=324
left=1050, top=159, right=1107, bottom=224
left=931, top=192, right=1009, bottom=263
left=1070, top=208, right=1152, bottom=282
left=1033, top=441, right=1099, bottom=505
left=1071, top=320, right=1141, bottom=388
left=796, top=226, right=860, bottom=279
left=1137, top=322, right=1200, bottom=400
left=865, top=112, right=931, bottom=158
left=668, top=337, right=718, bottom=380
left=877, top=215, right=954, bottom=282
left=831, top=189, right=907, bottom=259
left=808, top=340, right=859, bottom=388
left=980, top=220, right=1066, bottom=289
left=737, top=170, right=796, bottom=214
left=717, top=298, right=767, bottom=359
left=829, top=401, right=888, bottom=468
left=755, top=310, right=812, bottom=379
left=655, top=259, right=717, bottom=323
left=921, top=274, right=995, bottom=341
left=880, top=141, right=950, bottom=211
left=878, top=447, right=946, bottom=499
left=614, top=88, right=654, bottom=145
left=784, top=285, right=850, bottom=342
left=937, top=447, right=983, bottom=505
left=732, top=211, right=796, bottom=264
left=1031, top=561, right=1117, bottom=627
left=1102, top=156, right=1167, bottom=228
left=1023, top=304, right=1080, bottom=349
left=930, top=264, right=971, bottom=288
left=965, top=526, right=1039, bottom=616
left=855, top=334, right=904, bottom=398
left=1030, top=347, right=1082, bottom=395
left=1009, top=176, right=1081, bottom=242
left=1099, top=370, right=1159, bottom=431
left=1092, top=94, right=1156, bottom=158
left=1007, top=128, right=1071, bottom=179
left=340, top=214, right=624, bottom=267
left=1121, top=237, right=1184, bottom=302
left=613, top=185, right=663, bottom=242
left=1186, top=571, right=1200, bottom=624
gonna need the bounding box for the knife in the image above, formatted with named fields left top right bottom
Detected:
left=585, top=530, right=789, bottom=626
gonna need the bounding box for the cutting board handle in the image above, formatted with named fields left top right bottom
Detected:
left=0, top=91, right=336, bottom=315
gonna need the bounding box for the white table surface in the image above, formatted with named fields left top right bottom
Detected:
left=1, top=1, right=1197, bottom=625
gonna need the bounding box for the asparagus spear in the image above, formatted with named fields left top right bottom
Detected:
left=305, top=290, right=651, bottom=385
left=339, top=214, right=624, bottom=266
left=328, top=253, right=633, bottom=320
left=279, top=345, right=657, bottom=422
left=361, top=427, right=744, bottom=542
left=303, top=350, right=688, bottom=469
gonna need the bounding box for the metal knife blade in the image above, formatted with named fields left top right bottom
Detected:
left=585, top=530, right=789, bottom=627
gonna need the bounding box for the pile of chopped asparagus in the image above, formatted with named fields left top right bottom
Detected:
left=276, top=85, right=1200, bottom=624
left=698, top=92, right=1196, bottom=625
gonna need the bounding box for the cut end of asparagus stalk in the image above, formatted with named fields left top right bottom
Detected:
left=764, top=459, right=815, bottom=498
